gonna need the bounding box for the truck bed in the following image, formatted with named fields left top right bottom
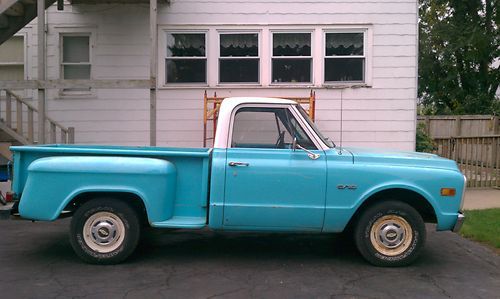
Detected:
left=10, top=144, right=212, bottom=226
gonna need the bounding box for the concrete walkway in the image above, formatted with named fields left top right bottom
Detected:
left=463, top=188, right=500, bottom=210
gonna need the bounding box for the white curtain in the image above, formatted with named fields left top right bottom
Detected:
left=325, top=33, right=363, bottom=48
left=167, top=33, right=205, bottom=48
left=273, top=33, right=311, bottom=48
left=220, top=34, right=258, bottom=48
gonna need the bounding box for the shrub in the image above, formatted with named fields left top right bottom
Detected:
left=416, top=122, right=435, bottom=153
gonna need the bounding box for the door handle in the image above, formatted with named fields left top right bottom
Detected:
left=228, top=161, right=250, bottom=167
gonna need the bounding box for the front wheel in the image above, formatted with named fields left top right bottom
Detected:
left=354, top=201, right=426, bottom=267
left=69, top=198, right=140, bottom=264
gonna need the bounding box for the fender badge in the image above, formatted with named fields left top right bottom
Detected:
left=337, top=184, right=357, bottom=190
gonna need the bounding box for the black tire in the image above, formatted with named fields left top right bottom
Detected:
left=354, top=200, right=426, bottom=267
left=69, top=198, right=140, bottom=264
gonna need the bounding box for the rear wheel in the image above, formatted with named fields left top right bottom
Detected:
left=354, top=201, right=426, bottom=267
left=69, top=198, right=140, bottom=264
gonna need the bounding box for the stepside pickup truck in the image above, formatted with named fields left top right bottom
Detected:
left=6, top=97, right=466, bottom=266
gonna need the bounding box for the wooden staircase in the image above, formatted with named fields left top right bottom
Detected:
left=0, top=0, right=56, bottom=45
left=0, top=89, right=74, bottom=161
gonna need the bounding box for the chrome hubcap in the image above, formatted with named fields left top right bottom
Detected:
left=370, top=215, right=413, bottom=256
left=91, top=221, right=117, bottom=245
left=379, top=224, right=405, bottom=248
left=83, top=212, right=125, bottom=253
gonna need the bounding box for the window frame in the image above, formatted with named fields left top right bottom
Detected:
left=228, top=103, right=324, bottom=150
left=58, top=31, right=94, bottom=97
left=0, top=33, right=29, bottom=97
left=157, top=26, right=372, bottom=89
left=0, top=34, right=26, bottom=80
left=217, top=30, right=261, bottom=85
left=323, top=29, right=368, bottom=84
left=0, top=35, right=25, bottom=70
left=164, top=31, right=208, bottom=85
left=270, top=30, right=314, bottom=85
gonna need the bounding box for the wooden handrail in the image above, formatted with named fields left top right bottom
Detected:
left=1, top=89, right=75, bottom=144
left=4, top=89, right=67, bottom=130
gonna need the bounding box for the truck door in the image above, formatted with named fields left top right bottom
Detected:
left=223, top=105, right=327, bottom=230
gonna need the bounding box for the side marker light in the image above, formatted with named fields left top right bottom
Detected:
left=440, top=188, right=456, bottom=196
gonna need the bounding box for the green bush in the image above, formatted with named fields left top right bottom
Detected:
left=416, top=122, right=435, bottom=153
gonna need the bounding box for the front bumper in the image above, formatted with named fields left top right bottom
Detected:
left=452, top=212, right=465, bottom=232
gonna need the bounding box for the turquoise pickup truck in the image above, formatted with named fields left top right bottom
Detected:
left=5, top=97, right=465, bottom=266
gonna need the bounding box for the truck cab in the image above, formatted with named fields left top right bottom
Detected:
left=6, top=97, right=466, bottom=266
left=209, top=97, right=335, bottom=231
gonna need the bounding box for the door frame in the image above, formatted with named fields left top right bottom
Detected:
left=226, top=103, right=327, bottom=151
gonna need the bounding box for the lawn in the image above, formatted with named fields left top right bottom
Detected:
left=460, top=208, right=500, bottom=250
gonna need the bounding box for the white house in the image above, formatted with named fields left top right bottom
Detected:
left=0, top=0, right=418, bottom=150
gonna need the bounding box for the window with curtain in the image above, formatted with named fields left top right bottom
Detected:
left=324, top=32, right=365, bottom=82
left=272, top=33, right=312, bottom=83
left=166, top=33, right=207, bottom=83
left=0, top=36, right=24, bottom=81
left=61, top=35, right=91, bottom=92
left=219, top=33, right=259, bottom=83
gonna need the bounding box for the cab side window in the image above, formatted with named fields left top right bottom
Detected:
left=231, top=107, right=315, bottom=149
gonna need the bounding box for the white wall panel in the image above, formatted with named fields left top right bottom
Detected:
left=22, top=1, right=418, bottom=149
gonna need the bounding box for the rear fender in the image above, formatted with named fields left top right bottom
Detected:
left=18, top=156, right=177, bottom=222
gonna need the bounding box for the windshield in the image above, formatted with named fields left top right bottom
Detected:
left=296, top=105, right=335, bottom=148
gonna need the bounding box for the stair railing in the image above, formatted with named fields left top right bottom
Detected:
left=0, top=89, right=74, bottom=144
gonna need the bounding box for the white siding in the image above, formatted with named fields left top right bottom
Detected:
left=24, top=0, right=417, bottom=150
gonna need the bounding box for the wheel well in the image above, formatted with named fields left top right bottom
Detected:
left=63, top=192, right=149, bottom=225
left=346, top=188, right=437, bottom=231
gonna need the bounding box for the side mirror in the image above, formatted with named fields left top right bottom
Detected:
left=293, top=137, right=320, bottom=160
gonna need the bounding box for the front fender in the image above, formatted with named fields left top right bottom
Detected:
left=323, top=182, right=439, bottom=232
left=353, top=181, right=462, bottom=231
left=356, top=182, right=441, bottom=216
left=18, top=156, right=177, bottom=222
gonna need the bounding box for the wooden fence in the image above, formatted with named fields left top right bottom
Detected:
left=418, top=115, right=500, bottom=188
left=417, top=115, right=499, bottom=137
left=433, top=135, right=499, bottom=188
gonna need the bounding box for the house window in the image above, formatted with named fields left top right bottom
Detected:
left=272, top=33, right=311, bottom=83
left=324, top=32, right=365, bottom=82
left=219, top=33, right=259, bottom=83
left=61, top=34, right=91, bottom=92
left=0, top=36, right=24, bottom=81
left=62, top=35, right=91, bottom=79
left=166, top=33, right=206, bottom=83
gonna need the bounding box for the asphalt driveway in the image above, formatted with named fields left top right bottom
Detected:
left=0, top=219, right=498, bottom=299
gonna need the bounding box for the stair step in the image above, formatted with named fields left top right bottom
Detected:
left=1, top=0, right=56, bottom=45
left=0, top=142, right=12, bottom=160
left=4, top=2, right=24, bottom=17
left=0, top=15, right=8, bottom=29
left=0, top=129, right=23, bottom=143
left=152, top=216, right=206, bottom=229
left=0, top=202, right=15, bottom=220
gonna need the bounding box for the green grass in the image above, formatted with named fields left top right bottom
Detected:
left=460, top=208, right=500, bottom=250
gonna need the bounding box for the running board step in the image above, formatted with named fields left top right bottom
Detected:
left=151, top=216, right=206, bottom=229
